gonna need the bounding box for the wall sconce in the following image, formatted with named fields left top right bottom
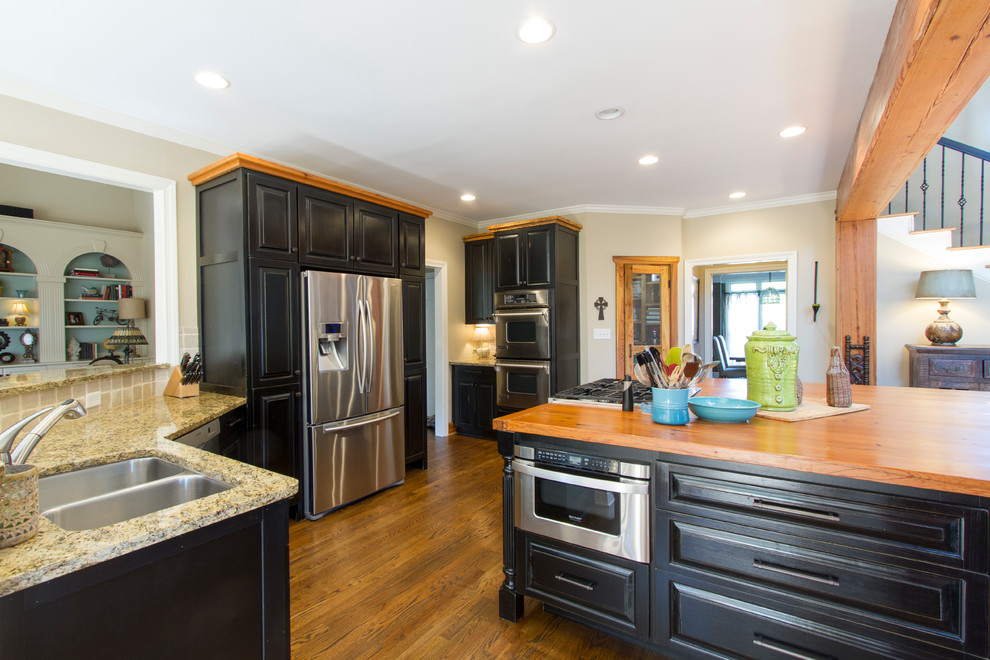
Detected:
left=10, top=301, right=29, bottom=327
left=915, top=269, right=976, bottom=345
left=472, top=324, right=493, bottom=359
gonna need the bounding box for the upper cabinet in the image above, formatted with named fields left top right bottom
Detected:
left=399, top=213, right=426, bottom=278
left=463, top=233, right=494, bottom=324
left=491, top=217, right=581, bottom=291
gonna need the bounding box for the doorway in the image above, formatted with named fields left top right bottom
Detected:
left=425, top=260, right=450, bottom=437
left=613, top=256, right=679, bottom=377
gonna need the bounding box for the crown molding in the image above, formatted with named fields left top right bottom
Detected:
left=0, top=78, right=232, bottom=157
left=684, top=191, right=837, bottom=219
left=487, top=203, right=685, bottom=225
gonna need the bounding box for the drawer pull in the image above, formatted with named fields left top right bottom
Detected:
left=752, top=559, right=839, bottom=587
left=752, top=498, right=839, bottom=522
left=554, top=572, right=595, bottom=591
left=753, top=634, right=835, bottom=660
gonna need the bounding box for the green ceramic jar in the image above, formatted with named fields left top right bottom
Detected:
left=744, top=322, right=799, bottom=412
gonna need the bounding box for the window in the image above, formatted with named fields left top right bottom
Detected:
left=715, top=271, right=786, bottom=357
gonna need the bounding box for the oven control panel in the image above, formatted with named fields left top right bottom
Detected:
left=534, top=448, right=619, bottom=475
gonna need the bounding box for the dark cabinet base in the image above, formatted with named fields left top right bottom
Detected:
left=0, top=501, right=290, bottom=660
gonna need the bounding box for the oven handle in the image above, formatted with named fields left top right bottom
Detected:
left=495, top=361, right=551, bottom=373
left=493, top=309, right=549, bottom=318
left=514, top=459, right=649, bottom=494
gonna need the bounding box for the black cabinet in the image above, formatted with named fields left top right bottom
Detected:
left=464, top=236, right=494, bottom=324
left=404, top=368, right=427, bottom=469
left=399, top=213, right=426, bottom=277
left=402, top=277, right=427, bottom=371
left=217, top=407, right=246, bottom=461
left=251, top=384, right=300, bottom=479
left=247, top=172, right=297, bottom=261
left=298, top=186, right=353, bottom=270
left=452, top=364, right=496, bottom=439
left=494, top=225, right=554, bottom=289
left=249, top=259, right=300, bottom=389
left=353, top=202, right=399, bottom=275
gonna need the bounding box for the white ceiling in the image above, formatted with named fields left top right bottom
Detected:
left=0, top=1, right=897, bottom=224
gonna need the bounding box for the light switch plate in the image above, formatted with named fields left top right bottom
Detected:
left=593, top=328, right=611, bottom=340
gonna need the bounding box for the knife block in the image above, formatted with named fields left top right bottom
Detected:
left=163, top=366, right=199, bottom=398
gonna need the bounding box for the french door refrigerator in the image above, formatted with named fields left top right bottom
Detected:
left=302, top=270, right=405, bottom=519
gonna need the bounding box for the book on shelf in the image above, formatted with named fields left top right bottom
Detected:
left=71, top=268, right=101, bottom=277
left=78, top=342, right=100, bottom=360
left=101, top=284, right=132, bottom=300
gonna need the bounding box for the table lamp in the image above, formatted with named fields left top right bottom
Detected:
left=472, top=324, right=493, bottom=359
left=111, top=297, right=148, bottom=363
left=915, top=269, right=976, bottom=345
left=10, top=301, right=29, bottom=327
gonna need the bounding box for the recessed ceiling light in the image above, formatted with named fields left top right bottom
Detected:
left=194, top=71, right=230, bottom=89
left=638, top=155, right=660, bottom=166
left=595, top=107, right=625, bottom=120
left=729, top=191, right=747, bottom=199
left=518, top=17, right=555, bottom=44
left=779, top=125, right=807, bottom=138
left=460, top=193, right=476, bottom=202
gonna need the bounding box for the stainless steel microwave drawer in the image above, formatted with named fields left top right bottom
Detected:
left=656, top=573, right=963, bottom=660
left=664, top=516, right=987, bottom=654
left=657, top=461, right=989, bottom=573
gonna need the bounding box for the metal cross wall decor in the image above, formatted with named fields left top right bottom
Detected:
left=594, top=297, right=608, bottom=321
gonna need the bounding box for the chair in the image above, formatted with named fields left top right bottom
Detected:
left=713, top=335, right=746, bottom=378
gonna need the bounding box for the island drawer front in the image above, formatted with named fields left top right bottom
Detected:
left=658, top=462, right=988, bottom=573
left=517, top=532, right=649, bottom=640
left=655, top=572, right=962, bottom=660
left=662, top=516, right=988, bottom=653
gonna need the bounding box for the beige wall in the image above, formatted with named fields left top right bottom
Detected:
left=682, top=200, right=836, bottom=382
left=569, top=211, right=685, bottom=382
left=877, top=234, right=990, bottom=386
left=0, top=94, right=221, bottom=329
left=424, top=216, right=476, bottom=363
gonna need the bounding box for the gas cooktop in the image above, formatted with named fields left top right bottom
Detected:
left=549, top=378, right=653, bottom=406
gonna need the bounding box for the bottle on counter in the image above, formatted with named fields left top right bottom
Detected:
left=826, top=346, right=852, bottom=407
left=622, top=375, right=634, bottom=412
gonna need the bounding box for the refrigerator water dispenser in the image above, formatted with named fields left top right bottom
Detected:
left=317, top=322, right=347, bottom=371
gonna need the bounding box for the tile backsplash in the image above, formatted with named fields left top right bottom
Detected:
left=0, top=368, right=170, bottom=432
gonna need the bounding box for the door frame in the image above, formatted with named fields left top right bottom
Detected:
left=613, top=256, right=680, bottom=378
left=425, top=259, right=450, bottom=437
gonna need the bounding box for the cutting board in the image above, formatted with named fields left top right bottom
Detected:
left=755, top=397, right=870, bottom=422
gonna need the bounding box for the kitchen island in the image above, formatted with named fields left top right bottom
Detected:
left=0, top=393, right=297, bottom=659
left=494, top=380, right=990, bottom=659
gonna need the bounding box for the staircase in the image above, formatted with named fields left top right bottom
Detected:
left=880, top=137, right=990, bottom=284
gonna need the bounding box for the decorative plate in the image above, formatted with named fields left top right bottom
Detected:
left=0, top=352, right=14, bottom=363
left=0, top=331, right=8, bottom=351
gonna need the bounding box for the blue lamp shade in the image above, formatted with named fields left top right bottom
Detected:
left=914, top=269, right=976, bottom=345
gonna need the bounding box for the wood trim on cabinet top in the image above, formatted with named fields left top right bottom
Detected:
left=486, top=215, right=583, bottom=233
left=462, top=232, right=495, bottom=242
left=188, top=153, right=433, bottom=218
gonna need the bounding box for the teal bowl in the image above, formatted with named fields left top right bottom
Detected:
left=688, top=397, right=761, bottom=423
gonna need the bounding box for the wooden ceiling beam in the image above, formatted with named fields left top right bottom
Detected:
left=836, top=0, right=990, bottom=222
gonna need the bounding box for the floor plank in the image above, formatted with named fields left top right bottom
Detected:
left=289, top=432, right=665, bottom=659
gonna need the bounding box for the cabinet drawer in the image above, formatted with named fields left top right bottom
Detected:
left=518, top=533, right=648, bottom=640
left=659, top=462, right=988, bottom=572
left=657, top=574, right=959, bottom=660
left=929, top=357, right=979, bottom=379
left=665, top=517, right=987, bottom=653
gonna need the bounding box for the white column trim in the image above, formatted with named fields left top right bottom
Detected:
left=426, top=259, right=450, bottom=437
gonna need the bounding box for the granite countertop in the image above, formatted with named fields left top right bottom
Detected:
left=450, top=359, right=496, bottom=367
left=0, top=362, right=169, bottom=398
left=0, top=392, right=298, bottom=597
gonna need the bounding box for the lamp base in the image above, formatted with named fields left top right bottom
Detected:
left=926, top=299, right=963, bottom=345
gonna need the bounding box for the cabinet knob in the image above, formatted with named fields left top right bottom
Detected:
left=291, top=247, right=298, bottom=253
left=295, top=392, right=301, bottom=398
left=356, top=256, right=362, bottom=262
left=294, top=369, right=301, bottom=376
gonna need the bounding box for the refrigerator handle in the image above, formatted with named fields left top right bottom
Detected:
left=364, top=296, right=375, bottom=393
left=356, top=299, right=367, bottom=393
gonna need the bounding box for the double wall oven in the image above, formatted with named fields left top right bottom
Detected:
left=494, top=289, right=551, bottom=410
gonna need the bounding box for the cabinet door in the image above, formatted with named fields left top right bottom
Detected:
left=494, top=232, right=524, bottom=289
left=399, top=213, right=426, bottom=277
left=476, top=379, right=496, bottom=437
left=298, top=185, right=352, bottom=270
left=402, top=277, right=427, bottom=371
left=247, top=172, right=297, bottom=261
left=465, top=238, right=494, bottom=323
left=249, top=259, right=301, bottom=389
left=353, top=202, right=399, bottom=275
left=404, top=369, right=427, bottom=468
left=524, top=226, right=553, bottom=287
left=251, top=384, right=300, bottom=480
left=453, top=377, right=475, bottom=431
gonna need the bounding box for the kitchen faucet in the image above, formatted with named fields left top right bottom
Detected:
left=2, top=399, right=87, bottom=465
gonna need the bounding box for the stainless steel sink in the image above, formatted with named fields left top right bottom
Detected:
left=39, top=457, right=232, bottom=531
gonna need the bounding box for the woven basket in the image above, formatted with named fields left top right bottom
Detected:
left=0, top=464, right=39, bottom=548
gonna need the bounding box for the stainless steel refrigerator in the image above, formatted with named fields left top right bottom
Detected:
left=301, top=270, right=405, bottom=519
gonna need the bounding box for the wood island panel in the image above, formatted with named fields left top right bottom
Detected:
left=494, top=379, right=990, bottom=498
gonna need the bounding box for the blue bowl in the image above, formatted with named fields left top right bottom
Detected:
left=687, top=397, right=761, bottom=423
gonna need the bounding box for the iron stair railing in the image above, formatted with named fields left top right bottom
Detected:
left=886, top=137, right=989, bottom=248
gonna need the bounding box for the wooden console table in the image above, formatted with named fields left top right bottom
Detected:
left=906, top=344, right=990, bottom=390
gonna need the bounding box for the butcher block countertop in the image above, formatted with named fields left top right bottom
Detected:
left=494, top=379, right=990, bottom=499
left=0, top=393, right=298, bottom=597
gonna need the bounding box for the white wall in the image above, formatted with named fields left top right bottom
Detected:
left=876, top=233, right=990, bottom=386
left=682, top=200, right=836, bottom=383
left=423, top=215, right=477, bottom=363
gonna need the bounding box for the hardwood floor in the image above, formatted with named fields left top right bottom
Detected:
left=289, top=432, right=665, bottom=659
